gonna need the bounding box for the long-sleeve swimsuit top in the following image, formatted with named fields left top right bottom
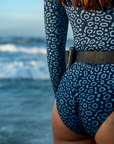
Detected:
left=44, top=0, right=114, bottom=97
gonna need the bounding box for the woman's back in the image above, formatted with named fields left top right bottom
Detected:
left=44, top=0, right=114, bottom=93
left=64, top=4, right=114, bottom=51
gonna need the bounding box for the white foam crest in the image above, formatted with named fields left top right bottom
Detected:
left=0, top=44, right=47, bottom=54
left=0, top=61, right=50, bottom=80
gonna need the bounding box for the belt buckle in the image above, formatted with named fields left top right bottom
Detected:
left=65, top=47, right=77, bottom=69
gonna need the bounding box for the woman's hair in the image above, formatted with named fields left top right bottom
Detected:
left=55, top=0, right=114, bottom=11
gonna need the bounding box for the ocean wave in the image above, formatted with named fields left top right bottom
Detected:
left=0, top=44, right=47, bottom=54
left=0, top=61, right=50, bottom=80
left=0, top=37, right=46, bottom=45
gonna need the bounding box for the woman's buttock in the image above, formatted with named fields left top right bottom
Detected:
left=56, top=62, right=114, bottom=137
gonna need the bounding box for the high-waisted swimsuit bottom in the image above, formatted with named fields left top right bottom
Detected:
left=56, top=62, right=114, bottom=137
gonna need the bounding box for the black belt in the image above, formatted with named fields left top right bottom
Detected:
left=65, top=47, right=114, bottom=69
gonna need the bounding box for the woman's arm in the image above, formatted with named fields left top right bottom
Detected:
left=44, top=0, right=69, bottom=97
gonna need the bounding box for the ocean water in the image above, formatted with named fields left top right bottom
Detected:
left=0, top=37, right=73, bottom=144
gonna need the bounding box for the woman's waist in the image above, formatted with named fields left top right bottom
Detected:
left=65, top=47, right=114, bottom=69
left=75, top=51, right=114, bottom=64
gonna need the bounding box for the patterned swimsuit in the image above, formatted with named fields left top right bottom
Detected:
left=44, top=0, right=114, bottom=137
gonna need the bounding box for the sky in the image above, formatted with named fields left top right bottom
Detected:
left=0, top=0, right=73, bottom=38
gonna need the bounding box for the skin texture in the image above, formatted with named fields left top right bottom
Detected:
left=52, top=100, right=114, bottom=144
left=95, top=111, right=114, bottom=144
left=52, top=100, right=96, bottom=144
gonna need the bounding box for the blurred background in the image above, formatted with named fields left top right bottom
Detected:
left=0, top=0, right=73, bottom=144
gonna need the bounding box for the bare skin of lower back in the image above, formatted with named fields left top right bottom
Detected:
left=52, top=100, right=114, bottom=144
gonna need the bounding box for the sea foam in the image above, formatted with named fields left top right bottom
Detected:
left=0, top=44, right=47, bottom=54
left=0, top=60, right=50, bottom=80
